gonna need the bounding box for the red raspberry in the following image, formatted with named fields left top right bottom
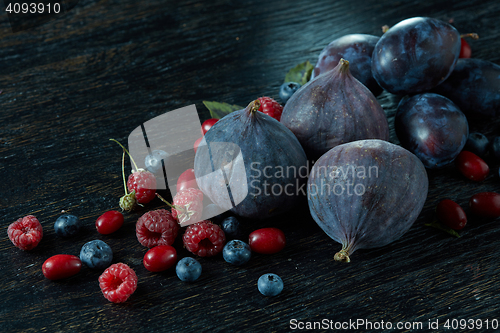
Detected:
left=127, top=169, right=157, bottom=204
left=99, top=263, right=138, bottom=303
left=172, top=188, right=204, bottom=227
left=257, top=97, right=283, bottom=121
left=7, top=215, right=43, bottom=250
left=183, top=221, right=226, bottom=257
left=136, top=209, right=179, bottom=248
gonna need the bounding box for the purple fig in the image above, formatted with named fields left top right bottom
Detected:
left=281, top=59, right=389, bottom=160
left=307, top=140, right=428, bottom=262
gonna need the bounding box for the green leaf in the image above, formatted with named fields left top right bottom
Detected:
left=202, top=101, right=244, bottom=120
left=284, top=61, right=314, bottom=85
left=424, top=220, right=461, bottom=238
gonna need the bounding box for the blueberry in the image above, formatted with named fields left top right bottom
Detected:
left=54, top=214, right=81, bottom=237
left=464, top=132, right=489, bottom=157
left=223, top=240, right=251, bottom=266
left=176, top=257, right=202, bottom=282
left=221, top=216, right=241, bottom=239
left=80, top=240, right=113, bottom=269
left=490, top=137, right=500, bottom=161
left=257, top=273, right=283, bottom=296
left=279, top=82, right=301, bottom=104
left=145, top=149, right=169, bottom=174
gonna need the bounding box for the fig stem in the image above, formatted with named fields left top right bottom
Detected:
left=334, top=249, right=351, bottom=263
left=248, top=99, right=261, bottom=114
left=381, top=25, right=390, bottom=33
left=460, top=33, right=479, bottom=40
left=338, top=59, right=350, bottom=74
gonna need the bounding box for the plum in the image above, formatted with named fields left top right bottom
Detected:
left=312, top=34, right=382, bottom=95
left=372, top=17, right=460, bottom=94
left=431, top=58, right=500, bottom=119
left=395, top=93, right=468, bottom=169
left=307, top=140, right=428, bottom=262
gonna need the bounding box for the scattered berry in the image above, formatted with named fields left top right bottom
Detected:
left=436, top=199, right=467, bottom=230
left=469, top=192, right=500, bottom=218
left=54, top=214, right=81, bottom=237
left=96, top=211, right=124, bottom=235
left=136, top=209, right=179, bottom=248
left=99, top=263, right=138, bottom=303
left=145, top=149, right=168, bottom=174
left=279, top=82, right=301, bottom=104
left=183, top=221, right=226, bottom=257
left=143, top=245, right=177, bottom=272
left=223, top=240, right=251, bottom=266
left=7, top=215, right=43, bottom=251
left=201, top=118, right=218, bottom=136
left=257, top=97, right=283, bottom=121
left=80, top=240, right=113, bottom=270
left=459, top=38, right=472, bottom=58
left=171, top=188, right=204, bottom=227
left=176, top=168, right=198, bottom=193
left=455, top=151, right=489, bottom=181
left=42, top=254, right=81, bottom=280
left=464, top=132, right=489, bottom=158
left=221, top=216, right=241, bottom=239
left=194, top=137, right=203, bottom=153
left=127, top=170, right=157, bottom=204
left=490, top=136, right=500, bottom=161
left=257, top=273, right=283, bottom=296
left=176, top=257, right=202, bottom=282
left=249, top=228, right=286, bottom=254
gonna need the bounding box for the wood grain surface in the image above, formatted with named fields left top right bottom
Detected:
left=1, top=0, right=500, bottom=332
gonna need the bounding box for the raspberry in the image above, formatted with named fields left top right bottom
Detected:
left=183, top=221, right=226, bottom=257
left=7, top=215, right=43, bottom=250
left=257, top=97, right=283, bottom=121
left=127, top=170, right=157, bottom=204
left=171, top=188, right=204, bottom=227
left=136, top=209, right=179, bottom=248
left=99, top=263, right=138, bottom=303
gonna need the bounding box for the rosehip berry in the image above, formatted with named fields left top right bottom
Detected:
left=42, top=254, right=82, bottom=280
left=436, top=199, right=467, bottom=230
left=96, top=211, right=124, bottom=235
left=7, top=215, right=43, bottom=251
left=455, top=151, right=489, bottom=181
left=201, top=118, right=218, bottom=136
left=469, top=192, right=500, bottom=218
left=459, top=38, right=472, bottom=59
left=194, top=137, right=203, bottom=153
left=143, top=245, right=177, bottom=272
left=176, top=168, right=198, bottom=193
left=99, top=263, right=138, bottom=303
left=249, top=228, right=286, bottom=254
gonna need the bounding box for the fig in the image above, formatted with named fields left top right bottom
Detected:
left=307, top=140, right=428, bottom=262
left=280, top=59, right=389, bottom=160
left=194, top=100, right=308, bottom=219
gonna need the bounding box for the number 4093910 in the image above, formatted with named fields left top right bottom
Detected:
left=6, top=2, right=61, bottom=14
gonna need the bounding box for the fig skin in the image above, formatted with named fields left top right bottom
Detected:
left=307, top=140, right=428, bottom=262
left=194, top=100, right=308, bottom=220
left=281, top=59, right=389, bottom=161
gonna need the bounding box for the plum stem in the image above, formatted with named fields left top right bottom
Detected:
left=460, top=33, right=479, bottom=40
left=334, top=249, right=351, bottom=263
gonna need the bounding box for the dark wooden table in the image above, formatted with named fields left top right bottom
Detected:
left=2, top=0, right=500, bottom=332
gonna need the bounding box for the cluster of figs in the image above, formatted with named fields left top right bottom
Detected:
left=194, top=17, right=500, bottom=262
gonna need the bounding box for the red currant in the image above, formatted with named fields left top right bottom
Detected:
left=436, top=199, right=467, bottom=230
left=143, top=245, right=177, bottom=272
left=177, top=168, right=198, bottom=193
left=248, top=228, right=286, bottom=254
left=469, top=192, right=500, bottom=218
left=194, top=137, right=203, bottom=153
left=455, top=151, right=489, bottom=181
left=96, top=211, right=124, bottom=235
left=201, top=119, right=218, bottom=136
left=42, top=254, right=82, bottom=280
left=459, top=38, right=471, bottom=59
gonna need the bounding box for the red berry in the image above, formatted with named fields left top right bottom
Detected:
left=127, top=170, right=157, bottom=204
left=143, top=245, right=177, bottom=272
left=436, top=199, right=467, bottom=230
left=183, top=221, right=226, bottom=257
left=99, top=263, right=138, bottom=303
left=7, top=215, right=43, bottom=251
left=469, top=192, right=500, bottom=218
left=459, top=38, right=472, bottom=59
left=136, top=209, right=179, bottom=248
left=172, top=188, right=204, bottom=227
left=42, top=254, right=81, bottom=280
left=96, top=211, right=124, bottom=235
left=176, top=168, right=198, bottom=193
left=194, top=137, right=203, bottom=153
left=201, top=118, right=218, bottom=136
left=455, top=151, right=489, bottom=181
left=248, top=228, right=286, bottom=254
left=257, top=97, right=283, bottom=121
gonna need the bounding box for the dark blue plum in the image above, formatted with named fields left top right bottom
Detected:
left=257, top=273, right=283, bottom=296
left=80, top=240, right=113, bottom=269
left=223, top=240, right=251, bottom=266
left=490, top=137, right=500, bottom=161
left=54, top=214, right=81, bottom=237
left=372, top=17, right=460, bottom=94
left=432, top=59, right=500, bottom=119
left=279, top=82, right=301, bottom=104
left=395, top=93, right=468, bottom=169
left=221, top=216, right=241, bottom=239
left=176, top=257, right=202, bottom=282
left=464, top=133, right=489, bottom=157
left=145, top=150, right=168, bottom=174
left=312, top=34, right=382, bottom=95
